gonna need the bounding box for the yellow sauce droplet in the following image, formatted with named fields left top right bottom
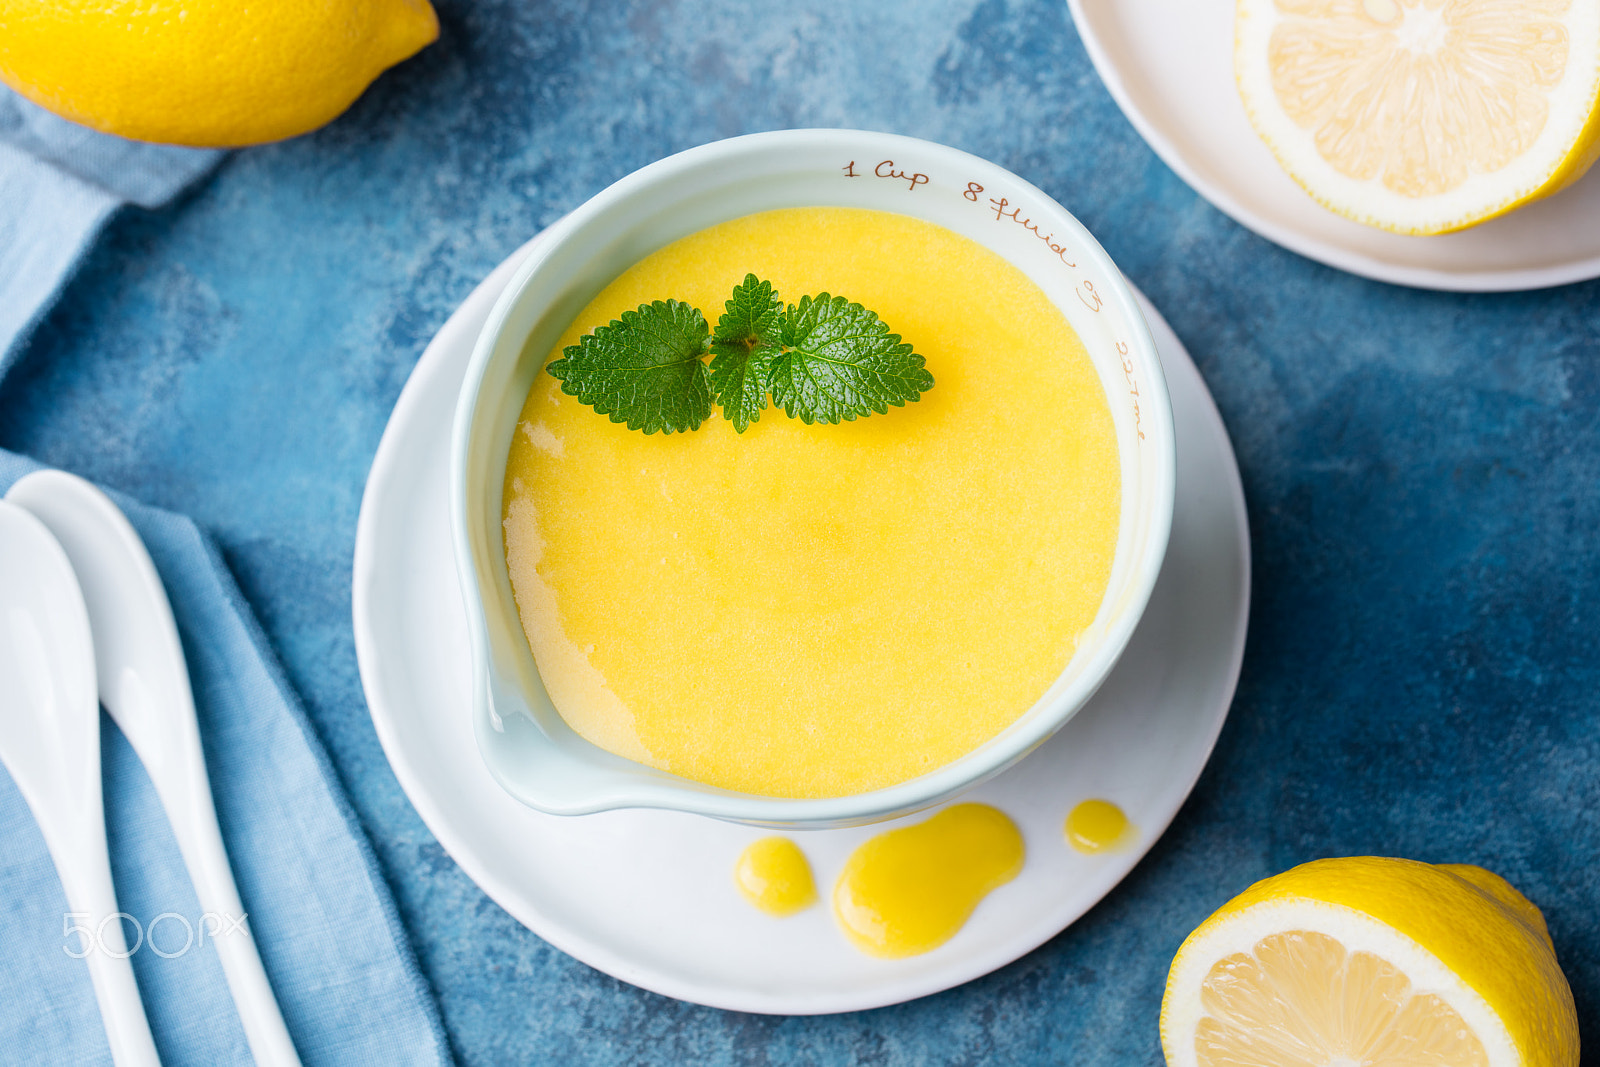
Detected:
left=832, top=803, right=1024, bottom=958
left=734, top=837, right=817, bottom=917
left=1065, top=798, right=1132, bottom=854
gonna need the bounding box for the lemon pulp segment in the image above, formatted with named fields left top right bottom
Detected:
left=1236, top=0, right=1600, bottom=233
left=831, top=803, right=1024, bottom=958
left=502, top=207, right=1120, bottom=798
left=1197, top=929, right=1488, bottom=1066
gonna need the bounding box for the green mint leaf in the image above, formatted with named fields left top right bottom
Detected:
left=546, top=299, right=712, bottom=434
left=767, top=294, right=934, bottom=424
left=713, top=273, right=783, bottom=347
left=708, top=274, right=783, bottom=433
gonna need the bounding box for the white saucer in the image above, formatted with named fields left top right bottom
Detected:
left=352, top=234, right=1251, bottom=1014
left=1069, top=0, right=1600, bottom=292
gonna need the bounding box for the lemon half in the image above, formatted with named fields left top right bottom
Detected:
left=0, top=0, right=438, bottom=147
left=1161, top=857, right=1578, bottom=1067
left=1236, top=0, right=1600, bottom=234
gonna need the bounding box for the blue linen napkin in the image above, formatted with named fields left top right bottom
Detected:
left=0, top=91, right=453, bottom=1066
left=0, top=87, right=222, bottom=378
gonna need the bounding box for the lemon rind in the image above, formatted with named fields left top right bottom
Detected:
left=0, top=0, right=438, bottom=148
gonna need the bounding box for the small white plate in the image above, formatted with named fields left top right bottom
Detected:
left=1069, top=0, right=1600, bottom=292
left=352, top=234, right=1251, bottom=1014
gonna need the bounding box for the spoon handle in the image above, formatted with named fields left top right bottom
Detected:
left=61, top=831, right=164, bottom=1067
left=165, top=752, right=303, bottom=1067
left=50, top=820, right=164, bottom=1067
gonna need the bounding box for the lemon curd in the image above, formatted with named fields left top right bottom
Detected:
left=832, top=803, right=1024, bottom=958
left=733, top=838, right=818, bottom=917
left=1065, top=798, right=1132, bottom=854
left=502, top=206, right=1119, bottom=798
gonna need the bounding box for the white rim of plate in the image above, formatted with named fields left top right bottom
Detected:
left=352, top=233, right=1251, bottom=1013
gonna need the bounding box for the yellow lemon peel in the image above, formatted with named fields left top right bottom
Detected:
left=0, top=0, right=439, bottom=147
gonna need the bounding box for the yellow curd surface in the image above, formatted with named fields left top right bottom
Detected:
left=1065, top=798, right=1132, bottom=854
left=502, top=206, right=1119, bottom=798
left=832, top=803, right=1025, bottom=958
left=733, top=837, right=818, bottom=918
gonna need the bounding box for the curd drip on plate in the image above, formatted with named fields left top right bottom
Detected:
left=502, top=206, right=1119, bottom=798
left=1065, top=798, right=1133, bottom=853
left=832, top=803, right=1024, bottom=958
left=733, top=837, right=817, bottom=917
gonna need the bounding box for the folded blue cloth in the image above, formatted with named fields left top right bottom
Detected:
left=0, top=90, right=452, bottom=1066
left=0, top=88, right=222, bottom=378
left=0, top=463, right=454, bottom=1066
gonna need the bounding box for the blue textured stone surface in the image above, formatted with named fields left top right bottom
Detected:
left=3, top=0, right=1599, bottom=1063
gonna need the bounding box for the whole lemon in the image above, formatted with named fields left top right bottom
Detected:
left=1161, top=857, right=1579, bottom=1067
left=0, top=0, right=439, bottom=147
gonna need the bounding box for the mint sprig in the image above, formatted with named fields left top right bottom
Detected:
left=547, top=275, right=933, bottom=434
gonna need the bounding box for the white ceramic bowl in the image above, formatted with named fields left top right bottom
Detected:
left=452, top=129, right=1175, bottom=828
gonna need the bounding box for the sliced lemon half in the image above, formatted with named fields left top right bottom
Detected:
left=1236, top=0, right=1600, bottom=233
left=1160, top=857, right=1579, bottom=1067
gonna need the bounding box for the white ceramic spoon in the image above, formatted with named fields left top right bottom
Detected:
left=0, top=499, right=161, bottom=1067
left=8, top=472, right=302, bottom=1067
